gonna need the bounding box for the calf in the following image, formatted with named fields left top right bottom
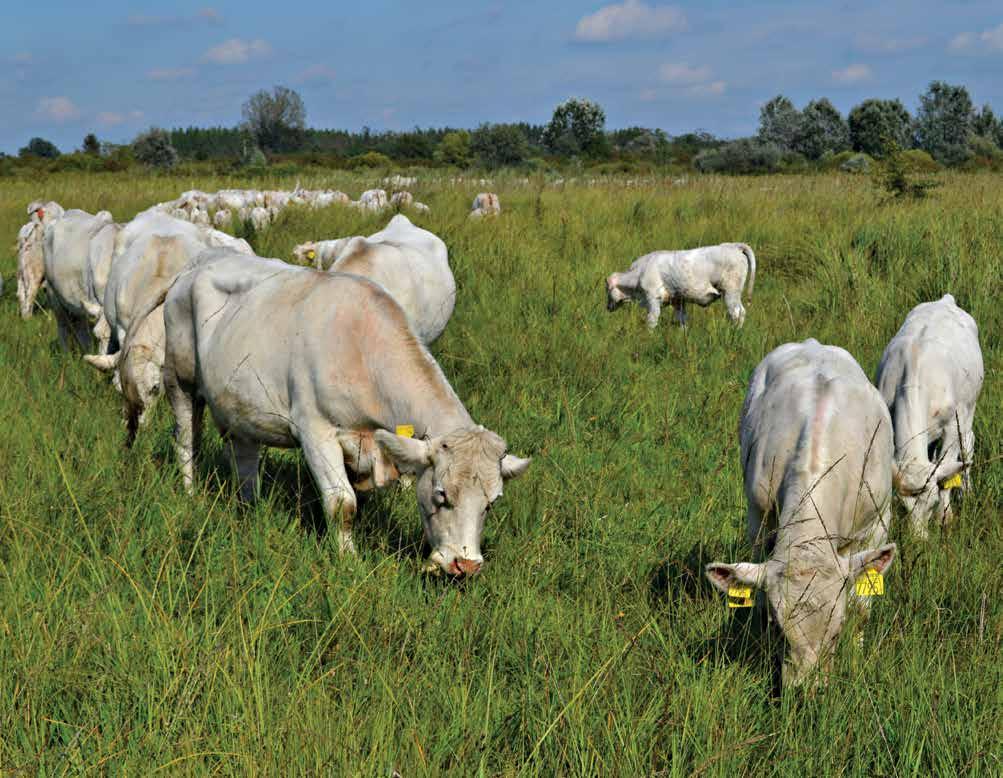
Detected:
left=606, top=243, right=755, bottom=328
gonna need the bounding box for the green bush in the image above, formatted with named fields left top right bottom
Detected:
left=693, top=138, right=782, bottom=174
left=132, top=128, right=179, bottom=170
left=840, top=153, right=873, bottom=173
left=347, top=151, right=393, bottom=169
left=900, top=149, right=940, bottom=172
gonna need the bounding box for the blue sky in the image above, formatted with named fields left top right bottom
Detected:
left=3, top=0, right=1003, bottom=153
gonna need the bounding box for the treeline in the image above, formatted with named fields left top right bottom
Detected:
left=6, top=82, right=1003, bottom=176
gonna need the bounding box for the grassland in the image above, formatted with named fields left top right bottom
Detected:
left=0, top=170, right=1000, bottom=775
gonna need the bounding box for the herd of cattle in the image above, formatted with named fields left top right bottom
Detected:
left=9, top=188, right=985, bottom=690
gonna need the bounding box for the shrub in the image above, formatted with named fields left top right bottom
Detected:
left=840, top=153, right=873, bottom=173
left=347, top=151, right=393, bottom=169
left=239, top=144, right=268, bottom=169
left=871, top=138, right=939, bottom=199
left=132, top=128, right=179, bottom=170
left=434, top=130, right=472, bottom=167
left=899, top=149, right=940, bottom=173
left=693, top=138, right=782, bottom=174
left=19, top=137, right=61, bottom=159
left=470, top=123, right=530, bottom=169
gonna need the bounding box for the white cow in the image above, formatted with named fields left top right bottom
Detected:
left=606, top=243, right=756, bottom=328
left=874, top=294, right=983, bottom=537
left=356, top=189, right=389, bottom=212
left=162, top=250, right=529, bottom=574
left=86, top=213, right=252, bottom=438
left=706, top=339, right=897, bottom=688
left=471, top=193, right=501, bottom=217
left=16, top=201, right=64, bottom=318
left=43, top=209, right=115, bottom=349
left=390, top=191, right=414, bottom=209
left=293, top=215, right=455, bottom=344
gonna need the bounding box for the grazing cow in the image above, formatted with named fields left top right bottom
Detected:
left=293, top=215, right=455, bottom=344
left=292, top=239, right=350, bottom=270
left=43, top=209, right=115, bottom=349
left=471, top=193, right=501, bottom=216
left=391, top=191, right=414, bottom=209
left=16, top=201, right=64, bottom=318
left=85, top=213, right=251, bottom=438
left=162, top=251, right=529, bottom=574
left=874, top=295, right=983, bottom=537
left=606, top=243, right=756, bottom=328
left=705, top=339, right=897, bottom=689
left=356, top=189, right=389, bottom=212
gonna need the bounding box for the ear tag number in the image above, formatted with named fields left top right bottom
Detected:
left=940, top=473, right=962, bottom=491
left=395, top=424, right=415, bottom=438
left=855, top=569, right=884, bottom=597
left=727, top=586, right=753, bottom=608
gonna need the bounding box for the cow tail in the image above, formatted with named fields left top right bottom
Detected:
left=739, top=244, right=756, bottom=298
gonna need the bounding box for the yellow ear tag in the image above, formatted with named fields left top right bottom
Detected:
left=306, top=249, right=316, bottom=260
left=395, top=424, right=415, bottom=438
left=940, top=473, right=963, bottom=490
left=855, top=569, right=884, bottom=597
left=727, top=586, right=753, bottom=608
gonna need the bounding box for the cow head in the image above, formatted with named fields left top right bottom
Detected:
left=706, top=543, right=896, bottom=688
left=606, top=273, right=629, bottom=311
left=892, top=457, right=966, bottom=537
left=374, top=426, right=530, bottom=577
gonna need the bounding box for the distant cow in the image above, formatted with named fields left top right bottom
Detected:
left=356, top=189, right=389, bottom=212
left=875, top=294, right=984, bottom=537
left=162, top=250, right=529, bottom=574
left=606, top=243, right=756, bottom=328
left=706, top=339, right=896, bottom=689
left=470, top=193, right=500, bottom=218
left=16, top=201, right=64, bottom=318
left=294, top=215, right=455, bottom=344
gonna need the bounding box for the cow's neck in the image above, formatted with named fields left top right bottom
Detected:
left=380, top=353, right=474, bottom=438
left=892, top=380, right=931, bottom=466
left=770, top=469, right=853, bottom=562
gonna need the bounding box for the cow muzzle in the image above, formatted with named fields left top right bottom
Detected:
left=448, top=557, right=483, bottom=577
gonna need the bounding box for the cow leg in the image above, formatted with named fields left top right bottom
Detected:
left=644, top=294, right=662, bottom=329
left=165, top=372, right=203, bottom=494
left=300, top=433, right=358, bottom=554
left=93, top=312, right=112, bottom=354
left=672, top=299, right=687, bottom=327
left=724, top=288, right=746, bottom=327
left=230, top=438, right=261, bottom=503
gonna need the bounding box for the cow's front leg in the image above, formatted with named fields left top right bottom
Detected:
left=672, top=299, right=687, bottom=327
left=644, top=294, right=662, bottom=329
left=300, top=432, right=358, bottom=554
left=164, top=371, right=203, bottom=494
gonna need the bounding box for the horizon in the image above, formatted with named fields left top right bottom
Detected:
left=3, top=0, right=1003, bottom=154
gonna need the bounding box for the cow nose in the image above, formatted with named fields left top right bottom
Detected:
left=451, top=557, right=483, bottom=576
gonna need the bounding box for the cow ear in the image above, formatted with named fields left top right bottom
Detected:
left=501, top=454, right=531, bottom=480
left=374, top=429, right=432, bottom=474
left=848, top=543, right=896, bottom=579
left=892, top=463, right=926, bottom=497
left=704, top=562, right=766, bottom=595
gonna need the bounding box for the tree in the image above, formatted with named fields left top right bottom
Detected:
left=132, top=127, right=178, bottom=169
left=914, top=81, right=974, bottom=166
left=470, top=123, right=530, bottom=169
left=18, top=137, right=61, bottom=158
left=542, top=97, right=609, bottom=158
left=795, top=98, right=850, bottom=160
left=241, top=86, right=306, bottom=153
left=848, top=98, right=912, bottom=157
left=82, top=133, right=100, bottom=155
left=757, top=95, right=801, bottom=151
left=435, top=130, right=472, bottom=166
left=971, top=104, right=1000, bottom=148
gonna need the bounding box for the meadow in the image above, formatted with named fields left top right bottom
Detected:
left=0, top=170, right=1000, bottom=775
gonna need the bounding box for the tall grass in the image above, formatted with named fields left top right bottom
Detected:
left=0, top=171, right=1000, bottom=775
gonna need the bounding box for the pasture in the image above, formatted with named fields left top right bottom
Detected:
left=0, top=171, right=1000, bottom=774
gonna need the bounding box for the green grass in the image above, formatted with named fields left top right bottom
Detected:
left=0, top=171, right=1000, bottom=775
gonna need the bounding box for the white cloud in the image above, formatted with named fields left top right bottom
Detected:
left=148, top=67, right=196, bottom=81
left=574, top=0, right=687, bottom=42
left=688, top=80, right=726, bottom=97
left=36, top=96, right=80, bottom=122
left=201, top=38, right=271, bottom=65
left=659, top=63, right=712, bottom=84
left=97, top=110, right=144, bottom=127
left=297, top=64, right=337, bottom=84
left=832, top=63, right=872, bottom=84
left=981, top=23, right=1003, bottom=50
left=948, top=32, right=975, bottom=51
